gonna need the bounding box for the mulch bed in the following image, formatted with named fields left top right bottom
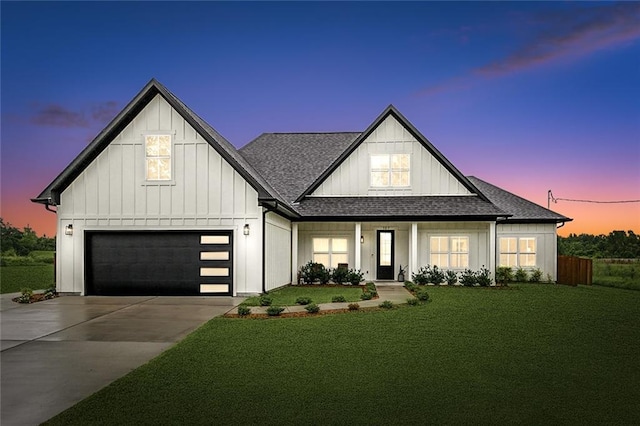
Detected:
left=224, top=306, right=389, bottom=319
left=12, top=293, right=59, bottom=304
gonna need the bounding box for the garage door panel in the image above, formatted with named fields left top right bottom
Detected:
left=86, top=231, right=233, bottom=296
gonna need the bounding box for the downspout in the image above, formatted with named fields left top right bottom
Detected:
left=44, top=198, right=57, bottom=213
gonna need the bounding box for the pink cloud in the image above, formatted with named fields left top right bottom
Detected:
left=30, top=101, right=119, bottom=128
left=477, top=2, right=640, bottom=76
left=30, top=104, right=89, bottom=127
left=419, top=3, right=640, bottom=96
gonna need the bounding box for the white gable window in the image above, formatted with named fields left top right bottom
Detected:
left=430, top=236, right=469, bottom=269
left=370, top=154, right=410, bottom=188
left=499, top=237, right=536, bottom=267
left=313, top=237, right=348, bottom=268
left=145, top=134, right=172, bottom=181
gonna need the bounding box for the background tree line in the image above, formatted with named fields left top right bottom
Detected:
left=1, top=218, right=55, bottom=256
left=558, top=230, right=640, bottom=259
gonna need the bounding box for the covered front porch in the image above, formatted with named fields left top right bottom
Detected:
left=292, top=221, right=496, bottom=283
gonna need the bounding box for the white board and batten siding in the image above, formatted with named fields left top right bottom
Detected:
left=497, top=223, right=558, bottom=280
left=56, top=94, right=262, bottom=295
left=311, top=115, right=472, bottom=197
left=264, top=212, right=292, bottom=291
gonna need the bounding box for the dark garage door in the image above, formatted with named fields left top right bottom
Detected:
left=86, top=231, right=233, bottom=296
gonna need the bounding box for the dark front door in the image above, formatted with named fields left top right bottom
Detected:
left=376, top=230, right=394, bottom=280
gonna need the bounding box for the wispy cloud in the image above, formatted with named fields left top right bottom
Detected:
left=30, top=101, right=119, bottom=128
left=31, top=104, right=89, bottom=127
left=478, top=2, right=640, bottom=76
left=420, top=2, right=640, bottom=96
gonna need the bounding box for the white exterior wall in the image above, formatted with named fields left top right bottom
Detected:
left=496, top=223, right=558, bottom=280
left=265, top=211, right=292, bottom=291
left=297, top=221, right=492, bottom=282
left=311, top=115, right=472, bottom=197
left=56, top=94, right=262, bottom=295
left=417, top=222, right=492, bottom=272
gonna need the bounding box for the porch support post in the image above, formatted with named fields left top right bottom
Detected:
left=410, top=222, right=418, bottom=278
left=355, top=222, right=362, bottom=271
left=291, top=223, right=299, bottom=284
left=489, top=221, right=496, bottom=282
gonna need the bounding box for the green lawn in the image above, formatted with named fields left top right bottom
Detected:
left=593, top=259, right=639, bottom=290
left=45, top=284, right=640, bottom=425
left=241, top=285, right=364, bottom=306
left=0, top=265, right=54, bottom=294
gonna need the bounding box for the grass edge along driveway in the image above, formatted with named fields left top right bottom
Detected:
left=45, top=284, right=640, bottom=425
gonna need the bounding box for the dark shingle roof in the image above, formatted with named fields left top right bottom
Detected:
left=468, top=176, right=571, bottom=223
left=295, top=196, right=508, bottom=219
left=239, top=132, right=360, bottom=203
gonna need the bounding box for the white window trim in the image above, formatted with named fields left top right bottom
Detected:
left=312, top=237, right=349, bottom=269
left=429, top=235, right=470, bottom=269
left=499, top=237, right=537, bottom=268
left=141, top=131, right=176, bottom=186
left=370, top=153, right=411, bottom=188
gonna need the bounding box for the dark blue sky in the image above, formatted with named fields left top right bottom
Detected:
left=2, top=1, right=639, bottom=236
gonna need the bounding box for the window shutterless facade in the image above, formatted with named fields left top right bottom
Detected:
left=430, top=236, right=469, bottom=268
left=370, top=154, right=410, bottom=187
left=313, top=238, right=348, bottom=268
left=499, top=237, right=536, bottom=267
left=145, top=134, right=172, bottom=181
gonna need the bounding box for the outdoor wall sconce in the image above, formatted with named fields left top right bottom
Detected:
left=65, top=224, right=73, bottom=236
left=360, top=235, right=364, bottom=244
left=243, top=224, right=250, bottom=236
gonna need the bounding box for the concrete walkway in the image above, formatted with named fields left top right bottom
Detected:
left=0, top=293, right=244, bottom=426
left=246, top=284, right=414, bottom=314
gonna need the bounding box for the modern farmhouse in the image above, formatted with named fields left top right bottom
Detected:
left=32, top=79, right=571, bottom=296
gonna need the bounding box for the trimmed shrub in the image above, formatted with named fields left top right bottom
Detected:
left=514, top=267, right=528, bottom=283
left=305, top=303, right=320, bottom=314
left=298, top=261, right=330, bottom=284
left=407, top=298, right=420, bottom=306
left=430, top=265, right=445, bottom=285
left=445, top=270, right=458, bottom=286
left=259, top=295, right=273, bottom=306
left=331, top=267, right=349, bottom=284
left=266, top=306, right=285, bottom=316
left=347, top=269, right=364, bottom=285
left=347, top=303, right=360, bottom=311
left=496, top=267, right=513, bottom=285
left=412, top=266, right=431, bottom=285
left=43, top=286, right=57, bottom=300
left=405, top=282, right=418, bottom=292
left=415, top=289, right=430, bottom=302
left=477, top=266, right=492, bottom=287
left=295, top=296, right=312, bottom=305
left=17, top=288, right=33, bottom=304
left=459, top=269, right=477, bottom=287
left=331, top=295, right=346, bottom=303
left=360, top=292, right=373, bottom=300
left=379, top=300, right=394, bottom=309
left=237, top=306, right=251, bottom=316
left=530, top=268, right=543, bottom=283
left=365, top=282, right=377, bottom=296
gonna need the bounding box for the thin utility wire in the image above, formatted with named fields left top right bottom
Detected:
left=548, top=190, right=640, bottom=205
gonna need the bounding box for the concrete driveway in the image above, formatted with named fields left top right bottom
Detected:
left=0, top=293, right=244, bottom=425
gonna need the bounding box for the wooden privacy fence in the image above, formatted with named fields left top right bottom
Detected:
left=557, top=255, right=592, bottom=286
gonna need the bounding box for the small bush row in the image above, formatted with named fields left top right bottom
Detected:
left=298, top=261, right=363, bottom=285
left=496, top=267, right=543, bottom=284
left=360, top=282, right=378, bottom=300
left=412, top=265, right=493, bottom=287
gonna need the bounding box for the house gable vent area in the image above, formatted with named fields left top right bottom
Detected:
left=85, top=231, right=233, bottom=296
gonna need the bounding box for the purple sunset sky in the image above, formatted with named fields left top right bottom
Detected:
left=1, top=1, right=639, bottom=237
